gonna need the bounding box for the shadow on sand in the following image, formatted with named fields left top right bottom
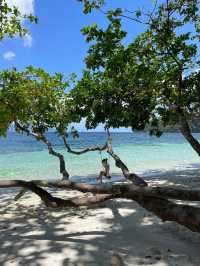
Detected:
left=0, top=168, right=200, bottom=265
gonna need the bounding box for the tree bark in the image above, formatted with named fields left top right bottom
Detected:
left=62, top=134, right=107, bottom=155
left=62, top=132, right=147, bottom=186
left=2, top=180, right=200, bottom=201
left=106, top=136, right=148, bottom=186
left=1, top=180, right=200, bottom=232
left=134, top=195, right=200, bottom=232
left=15, top=122, right=69, bottom=179
left=3, top=180, right=112, bottom=208
left=179, top=115, right=200, bottom=156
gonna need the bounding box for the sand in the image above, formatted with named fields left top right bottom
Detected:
left=1, top=165, right=200, bottom=266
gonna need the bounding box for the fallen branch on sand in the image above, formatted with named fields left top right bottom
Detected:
left=1, top=179, right=200, bottom=233
left=1, top=132, right=200, bottom=233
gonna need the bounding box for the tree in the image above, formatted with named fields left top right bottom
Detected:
left=1, top=65, right=200, bottom=233
left=72, top=0, right=200, bottom=156
left=0, top=66, right=85, bottom=179
left=0, top=66, right=109, bottom=180
left=0, top=0, right=37, bottom=40
left=1, top=0, right=200, bottom=235
left=0, top=0, right=107, bottom=179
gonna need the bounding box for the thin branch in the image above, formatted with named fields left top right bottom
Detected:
left=99, top=8, right=149, bottom=25
left=119, top=14, right=148, bottom=24
left=150, top=0, right=158, bottom=18
left=14, top=187, right=27, bottom=201
left=15, top=122, right=69, bottom=179
left=62, top=134, right=107, bottom=155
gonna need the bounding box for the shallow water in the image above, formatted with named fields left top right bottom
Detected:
left=0, top=132, right=200, bottom=181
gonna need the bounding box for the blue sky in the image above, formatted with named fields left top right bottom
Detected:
left=1, top=0, right=155, bottom=131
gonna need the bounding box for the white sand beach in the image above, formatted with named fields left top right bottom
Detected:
left=1, top=167, right=200, bottom=266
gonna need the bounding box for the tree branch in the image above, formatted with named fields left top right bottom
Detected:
left=134, top=195, right=200, bottom=233
left=176, top=109, right=200, bottom=156
left=4, top=180, right=113, bottom=208
left=2, top=180, right=200, bottom=202
left=99, top=8, right=149, bottom=25
left=62, top=134, right=107, bottom=155
left=2, top=179, right=200, bottom=232
left=106, top=135, right=148, bottom=186
left=15, top=122, right=69, bottom=179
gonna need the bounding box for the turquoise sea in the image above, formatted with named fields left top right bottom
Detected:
left=0, top=132, right=200, bottom=182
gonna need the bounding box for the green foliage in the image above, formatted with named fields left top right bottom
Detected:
left=135, top=9, right=142, bottom=18
left=77, top=0, right=105, bottom=13
left=81, top=16, right=126, bottom=69
left=72, top=0, right=200, bottom=134
left=0, top=2, right=81, bottom=139
left=0, top=67, right=80, bottom=136
left=0, top=0, right=37, bottom=40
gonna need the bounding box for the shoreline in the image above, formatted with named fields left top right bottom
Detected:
left=1, top=131, right=200, bottom=181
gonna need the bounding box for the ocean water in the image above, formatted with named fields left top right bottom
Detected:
left=0, top=132, right=200, bottom=181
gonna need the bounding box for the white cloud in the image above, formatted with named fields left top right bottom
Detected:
left=23, top=33, right=33, bottom=47
left=6, top=0, right=35, bottom=48
left=3, top=51, right=16, bottom=60
left=6, top=0, right=34, bottom=15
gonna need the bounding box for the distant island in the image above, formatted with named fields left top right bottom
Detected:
left=145, top=117, right=200, bottom=133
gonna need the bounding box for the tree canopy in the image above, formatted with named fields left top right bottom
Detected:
left=0, top=67, right=79, bottom=137
left=72, top=0, right=200, bottom=137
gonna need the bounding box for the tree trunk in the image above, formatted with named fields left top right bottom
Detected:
left=134, top=195, right=200, bottom=232
left=2, top=180, right=200, bottom=201
left=106, top=136, right=148, bottom=186
left=2, top=180, right=200, bottom=232
left=5, top=180, right=112, bottom=208
left=179, top=114, right=200, bottom=156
